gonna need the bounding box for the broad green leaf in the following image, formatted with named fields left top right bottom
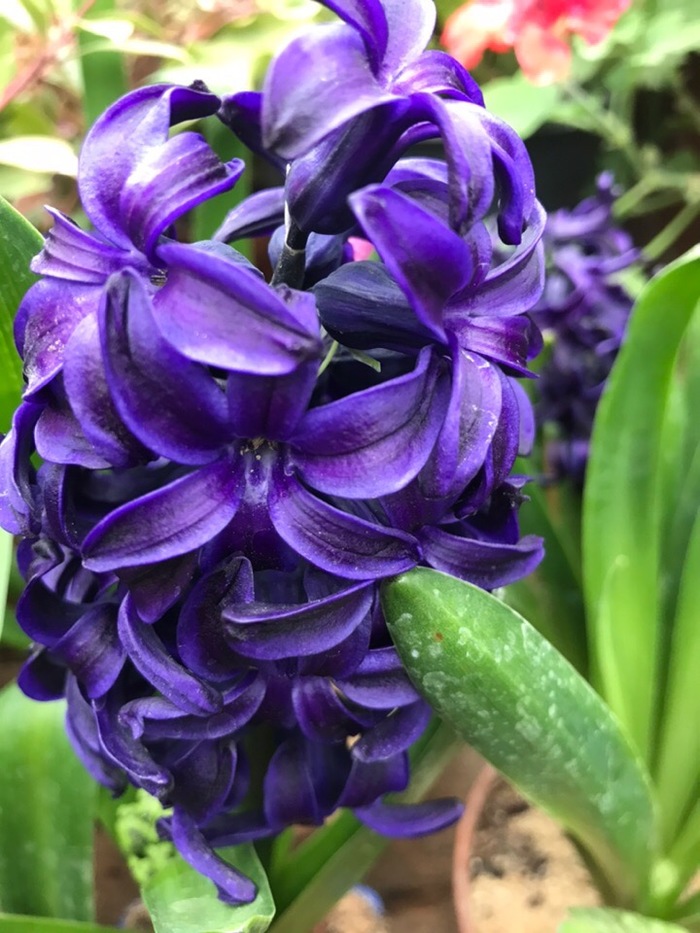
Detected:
left=483, top=73, right=561, bottom=139
left=0, top=683, right=96, bottom=920
left=584, top=248, right=700, bottom=761
left=77, top=0, right=128, bottom=126
left=559, top=907, right=685, bottom=932
left=0, top=531, right=12, bottom=641
left=0, top=137, right=78, bottom=176
left=0, top=915, right=120, bottom=933
left=141, top=844, right=275, bottom=933
left=267, top=718, right=459, bottom=933
left=382, top=567, right=657, bottom=906
left=0, top=197, right=42, bottom=432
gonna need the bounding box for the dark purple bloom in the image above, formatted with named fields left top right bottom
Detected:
left=0, top=0, right=548, bottom=906
left=532, top=173, right=639, bottom=483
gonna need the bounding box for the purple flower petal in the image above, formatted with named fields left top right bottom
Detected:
left=421, top=526, right=544, bottom=589
left=100, top=270, right=231, bottom=464
left=351, top=701, right=430, bottom=762
left=52, top=603, right=124, bottom=699
left=0, top=401, right=41, bottom=535
left=18, top=649, right=66, bottom=701
left=320, top=0, right=388, bottom=70
left=32, top=208, right=137, bottom=283
left=292, top=677, right=365, bottom=742
left=65, top=675, right=127, bottom=794
left=269, top=473, right=420, bottom=580
left=118, top=596, right=223, bottom=715
left=291, top=347, right=449, bottom=498
left=337, top=754, right=409, bottom=807
left=63, top=312, right=151, bottom=466
left=262, top=25, right=396, bottom=159
left=381, top=0, right=436, bottom=76
left=355, top=797, right=463, bottom=836
left=214, top=188, right=285, bottom=242
left=79, top=84, right=221, bottom=249
left=393, top=49, right=483, bottom=104
left=152, top=242, right=321, bottom=375
left=227, top=361, right=317, bottom=443
left=19, top=279, right=100, bottom=396
left=451, top=316, right=538, bottom=376
left=171, top=808, right=258, bottom=905
left=349, top=185, right=472, bottom=338
left=222, top=579, right=373, bottom=660
left=336, top=647, right=421, bottom=708
left=34, top=399, right=111, bottom=470
left=82, top=455, right=244, bottom=572
left=178, top=558, right=255, bottom=681
left=120, top=133, right=244, bottom=263
left=171, top=741, right=237, bottom=823
left=118, top=553, right=198, bottom=624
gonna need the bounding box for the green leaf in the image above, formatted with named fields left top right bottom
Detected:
left=583, top=248, right=700, bottom=761
left=559, top=907, right=686, bottom=932
left=0, top=530, right=12, bottom=642
left=267, top=718, right=459, bottom=933
left=0, top=137, right=78, bottom=176
left=382, top=567, right=657, bottom=907
left=482, top=73, right=561, bottom=139
left=0, top=683, right=96, bottom=920
left=0, top=915, right=121, bottom=933
left=141, top=844, right=275, bottom=933
left=0, top=196, right=42, bottom=433
left=77, top=0, right=128, bottom=126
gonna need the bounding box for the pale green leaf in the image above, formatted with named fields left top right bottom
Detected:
left=0, top=915, right=121, bottom=933
left=382, top=567, right=657, bottom=906
left=483, top=73, right=561, bottom=139
left=0, top=137, right=78, bottom=176
left=0, top=683, right=96, bottom=920
left=0, top=531, right=12, bottom=642
left=141, top=844, right=275, bottom=933
left=560, top=907, right=685, bottom=932
left=584, top=248, right=700, bottom=761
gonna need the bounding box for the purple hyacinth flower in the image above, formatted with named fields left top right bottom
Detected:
left=0, top=0, right=549, bottom=905
left=532, top=174, right=639, bottom=483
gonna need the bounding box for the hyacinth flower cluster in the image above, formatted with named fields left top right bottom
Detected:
left=532, top=174, right=639, bottom=483
left=0, top=0, right=547, bottom=905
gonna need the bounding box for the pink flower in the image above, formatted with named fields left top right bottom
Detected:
left=441, top=0, right=631, bottom=84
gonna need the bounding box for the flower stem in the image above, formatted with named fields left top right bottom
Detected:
left=643, top=202, right=700, bottom=262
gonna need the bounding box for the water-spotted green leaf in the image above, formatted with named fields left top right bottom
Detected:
left=382, top=567, right=657, bottom=907
left=560, top=907, right=685, bottom=932
left=0, top=683, right=96, bottom=920
left=141, top=843, right=275, bottom=933
left=0, top=196, right=42, bottom=432
left=0, top=915, right=121, bottom=933
left=584, top=248, right=700, bottom=761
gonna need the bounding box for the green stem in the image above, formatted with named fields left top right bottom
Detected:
left=644, top=203, right=700, bottom=263
left=564, top=83, right=646, bottom=176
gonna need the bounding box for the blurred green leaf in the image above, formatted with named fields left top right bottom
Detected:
left=560, top=908, right=685, bottom=932
left=0, top=196, right=42, bottom=432
left=77, top=0, right=128, bottom=125
left=0, top=531, right=11, bottom=642
left=482, top=73, right=561, bottom=139
left=0, top=136, right=78, bottom=176
left=0, top=683, right=96, bottom=920
left=584, top=248, right=700, bottom=762
left=382, top=567, right=657, bottom=907
left=0, top=916, right=121, bottom=933
left=141, top=843, right=275, bottom=933
left=78, top=35, right=191, bottom=63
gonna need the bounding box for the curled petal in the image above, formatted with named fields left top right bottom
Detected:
left=223, top=579, right=374, bottom=660
left=392, top=49, right=484, bottom=103
left=321, top=0, right=388, bottom=70
left=337, top=647, right=421, bottom=708
left=262, top=25, right=396, bottom=159
left=269, top=473, right=420, bottom=580
left=355, top=797, right=463, bottom=836
left=52, top=603, right=124, bottom=699
left=381, top=0, right=436, bottom=75
left=79, top=83, right=221, bottom=248
left=337, top=753, right=409, bottom=807
left=118, top=596, right=223, bottom=715
left=0, top=401, right=41, bottom=535
left=291, top=348, right=448, bottom=498
left=171, top=808, right=258, bottom=905
left=214, top=188, right=285, bottom=242
left=421, top=526, right=544, bottom=589
left=351, top=701, right=431, bottom=762
left=153, top=242, right=321, bottom=375
left=101, top=270, right=231, bottom=464
left=65, top=675, right=126, bottom=793
left=82, top=456, right=244, bottom=572
left=292, top=677, right=366, bottom=742
left=32, top=208, right=137, bottom=283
